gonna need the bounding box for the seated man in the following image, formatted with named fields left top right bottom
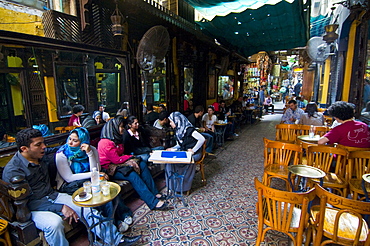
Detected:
left=188, top=105, right=214, bottom=154
left=318, top=101, right=370, bottom=147
left=143, top=104, right=159, bottom=125
left=281, top=100, right=304, bottom=124
left=153, top=111, right=170, bottom=130
left=2, top=128, right=140, bottom=246
left=263, top=95, right=274, bottom=114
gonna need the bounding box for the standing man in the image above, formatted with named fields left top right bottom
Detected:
left=99, top=104, right=110, bottom=122
left=258, top=86, right=266, bottom=118
left=2, top=128, right=140, bottom=246
left=294, top=80, right=303, bottom=96
left=281, top=100, right=304, bottom=124
left=188, top=106, right=214, bottom=155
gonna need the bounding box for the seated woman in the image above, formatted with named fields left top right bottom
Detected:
left=98, top=116, right=170, bottom=211
left=68, top=104, right=84, bottom=127
left=82, top=111, right=106, bottom=128
left=201, top=106, right=217, bottom=146
left=298, top=102, right=325, bottom=126
left=318, top=101, right=370, bottom=147
left=55, top=127, right=133, bottom=232
left=122, top=116, right=164, bottom=162
left=166, top=112, right=205, bottom=194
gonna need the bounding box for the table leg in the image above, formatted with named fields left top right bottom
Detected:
left=166, top=164, right=190, bottom=207
left=79, top=207, right=95, bottom=246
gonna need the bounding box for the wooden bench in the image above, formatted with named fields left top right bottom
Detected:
left=0, top=124, right=166, bottom=245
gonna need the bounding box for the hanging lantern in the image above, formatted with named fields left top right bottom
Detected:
left=111, top=3, right=124, bottom=36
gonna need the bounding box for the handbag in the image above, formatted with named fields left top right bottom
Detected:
left=107, top=156, right=142, bottom=177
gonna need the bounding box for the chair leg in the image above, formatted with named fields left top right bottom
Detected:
left=199, top=162, right=206, bottom=186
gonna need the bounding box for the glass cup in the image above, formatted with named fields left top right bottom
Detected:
left=101, top=183, right=110, bottom=196
left=100, top=179, right=108, bottom=188
left=83, top=181, right=92, bottom=195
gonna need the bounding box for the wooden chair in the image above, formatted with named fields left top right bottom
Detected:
left=64, top=126, right=78, bottom=132
left=263, top=138, right=302, bottom=190
left=346, top=151, right=370, bottom=200
left=275, top=124, right=300, bottom=143
left=254, top=178, right=316, bottom=246
left=336, top=144, right=370, bottom=152
left=0, top=219, right=11, bottom=246
left=306, top=145, right=349, bottom=196
left=296, top=125, right=329, bottom=137
left=296, top=138, right=317, bottom=165
left=309, top=184, right=370, bottom=246
left=195, top=141, right=207, bottom=186
left=54, top=126, right=65, bottom=133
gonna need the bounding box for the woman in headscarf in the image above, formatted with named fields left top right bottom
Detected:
left=55, top=127, right=133, bottom=232
left=82, top=111, right=105, bottom=128
left=298, top=102, right=325, bottom=126
left=167, top=112, right=205, bottom=193
left=98, top=115, right=170, bottom=211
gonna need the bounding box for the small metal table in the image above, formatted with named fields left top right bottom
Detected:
left=288, top=165, right=326, bottom=192
left=214, top=122, right=227, bottom=147
left=362, top=174, right=370, bottom=201
left=72, top=182, right=121, bottom=245
left=149, top=150, right=193, bottom=207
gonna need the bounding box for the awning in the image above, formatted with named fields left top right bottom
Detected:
left=185, top=0, right=310, bottom=57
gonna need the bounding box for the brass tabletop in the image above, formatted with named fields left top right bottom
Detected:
left=297, top=134, right=321, bottom=143
left=288, top=165, right=326, bottom=179
left=72, top=182, right=121, bottom=208
left=214, top=122, right=227, bottom=126
left=363, top=174, right=370, bottom=183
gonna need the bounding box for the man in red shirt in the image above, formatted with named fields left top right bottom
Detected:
left=318, top=101, right=370, bottom=147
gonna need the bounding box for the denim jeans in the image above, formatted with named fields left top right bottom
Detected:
left=31, top=193, right=122, bottom=246
left=201, top=132, right=214, bottom=153
left=113, top=160, right=159, bottom=209
left=98, top=196, right=132, bottom=226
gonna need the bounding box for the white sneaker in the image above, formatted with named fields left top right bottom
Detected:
left=234, top=133, right=239, bottom=137
left=124, top=216, right=133, bottom=225
left=118, top=221, right=129, bottom=233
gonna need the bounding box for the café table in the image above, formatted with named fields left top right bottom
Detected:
left=149, top=150, right=193, bottom=207
left=288, top=165, right=326, bottom=192
left=72, top=182, right=121, bottom=245
left=297, top=134, right=321, bottom=143
left=214, top=121, right=227, bottom=147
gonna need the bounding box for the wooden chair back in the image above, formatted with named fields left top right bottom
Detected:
left=296, top=125, right=329, bottom=137
left=263, top=138, right=302, bottom=167
left=254, top=178, right=316, bottom=246
left=195, top=141, right=207, bottom=186
left=311, top=184, right=370, bottom=246
left=54, top=126, right=65, bottom=133
left=336, top=144, right=370, bottom=152
left=307, top=145, right=348, bottom=177
left=347, top=151, right=370, bottom=180
left=296, top=139, right=317, bottom=165
left=64, top=126, right=78, bottom=133
left=275, top=124, right=300, bottom=143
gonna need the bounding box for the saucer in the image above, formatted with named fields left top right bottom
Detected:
left=74, top=193, right=92, bottom=202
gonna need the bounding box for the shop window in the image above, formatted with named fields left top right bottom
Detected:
left=56, top=65, right=86, bottom=117
left=218, top=75, right=234, bottom=100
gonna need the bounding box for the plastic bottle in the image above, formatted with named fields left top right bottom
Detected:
left=309, top=125, right=315, bottom=138
left=91, top=167, right=100, bottom=195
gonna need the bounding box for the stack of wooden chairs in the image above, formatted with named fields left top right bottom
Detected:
left=256, top=125, right=370, bottom=245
